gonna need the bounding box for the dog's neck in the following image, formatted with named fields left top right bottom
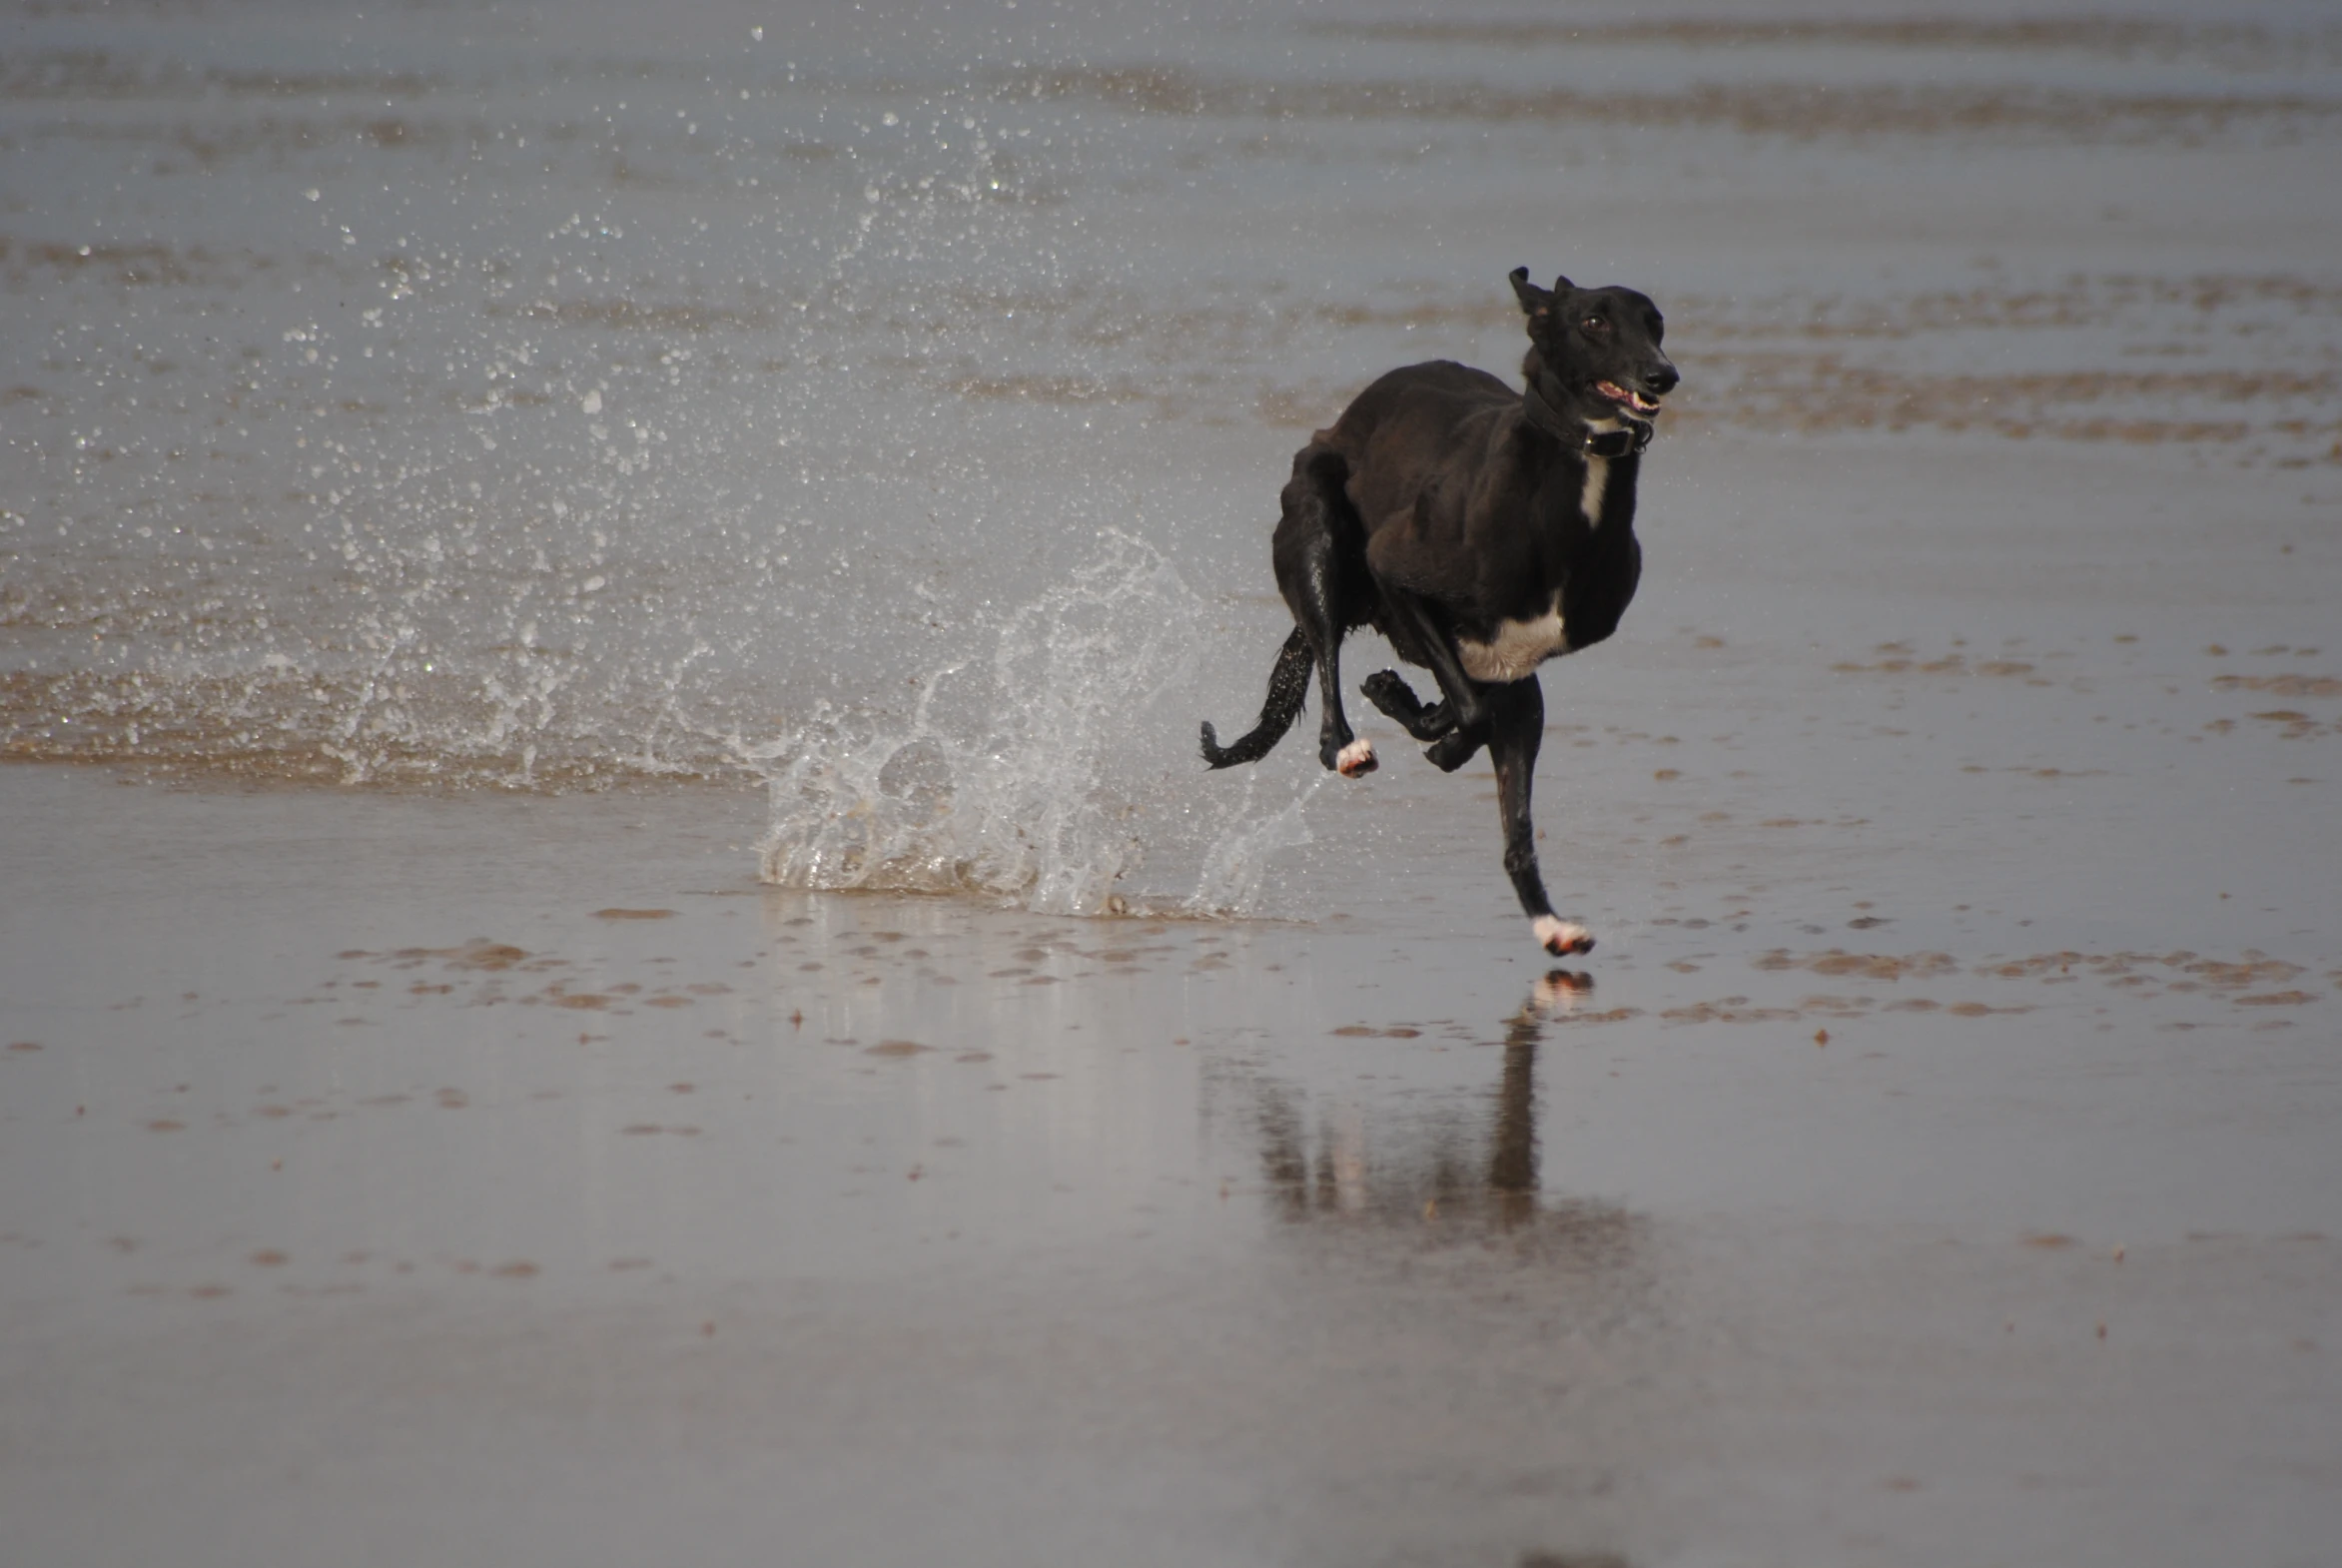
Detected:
left=1521, top=368, right=1650, bottom=459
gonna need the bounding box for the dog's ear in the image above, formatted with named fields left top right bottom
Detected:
left=1510, top=266, right=1552, bottom=321
left=1551, top=274, right=1576, bottom=294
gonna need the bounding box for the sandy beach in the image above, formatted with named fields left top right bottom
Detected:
left=5, top=2, right=2341, bottom=1564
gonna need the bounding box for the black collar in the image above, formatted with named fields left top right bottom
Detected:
left=1522, top=380, right=1653, bottom=458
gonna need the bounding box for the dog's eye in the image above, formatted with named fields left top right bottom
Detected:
left=1582, top=316, right=1608, bottom=333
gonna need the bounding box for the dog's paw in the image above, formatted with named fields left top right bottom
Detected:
left=1424, top=728, right=1480, bottom=773
left=1532, top=916, right=1594, bottom=958
left=1360, top=669, right=1417, bottom=713
left=1334, top=737, right=1377, bottom=778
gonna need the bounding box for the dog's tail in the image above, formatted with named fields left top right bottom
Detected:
left=1200, top=627, right=1311, bottom=769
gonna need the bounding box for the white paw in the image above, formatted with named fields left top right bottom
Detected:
left=1335, top=737, right=1376, bottom=777
left=1532, top=916, right=1594, bottom=957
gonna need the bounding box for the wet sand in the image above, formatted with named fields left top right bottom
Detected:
left=7, top=427, right=2340, bottom=1568
left=6, top=1, right=2342, bottom=1562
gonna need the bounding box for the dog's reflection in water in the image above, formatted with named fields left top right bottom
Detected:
left=1241, top=971, right=1633, bottom=1257
left=1530, top=968, right=1597, bottom=1016
left=1487, top=972, right=1594, bottom=1222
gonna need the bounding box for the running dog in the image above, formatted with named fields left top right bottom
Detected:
left=1199, top=267, right=1677, bottom=957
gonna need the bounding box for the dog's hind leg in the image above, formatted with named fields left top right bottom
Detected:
left=1273, top=447, right=1375, bottom=777
left=1486, top=675, right=1594, bottom=957
left=1200, top=627, right=1311, bottom=768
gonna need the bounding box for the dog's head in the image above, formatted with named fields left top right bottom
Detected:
left=1511, top=268, right=1679, bottom=434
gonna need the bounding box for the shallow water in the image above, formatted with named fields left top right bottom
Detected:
left=4, top=3, right=2342, bottom=1564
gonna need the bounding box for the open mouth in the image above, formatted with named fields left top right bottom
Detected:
left=1594, top=381, right=1664, bottom=417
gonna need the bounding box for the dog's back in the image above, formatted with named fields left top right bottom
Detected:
left=1319, top=360, right=1517, bottom=455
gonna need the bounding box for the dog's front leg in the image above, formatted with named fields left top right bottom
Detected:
left=1488, top=675, right=1594, bottom=957
left=1361, top=669, right=1456, bottom=741
left=1377, top=585, right=1495, bottom=772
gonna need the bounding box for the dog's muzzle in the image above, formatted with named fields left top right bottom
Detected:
left=1594, top=380, right=1665, bottom=417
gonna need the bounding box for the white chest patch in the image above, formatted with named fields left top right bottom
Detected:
left=1458, top=595, right=1569, bottom=683
left=1581, top=451, right=1610, bottom=526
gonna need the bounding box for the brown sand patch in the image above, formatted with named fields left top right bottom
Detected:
left=1745, top=948, right=2325, bottom=1013
left=0, top=670, right=741, bottom=790
left=1661, top=1001, right=1803, bottom=1024
left=1012, top=66, right=2341, bottom=144
left=1756, top=950, right=1959, bottom=981
left=490, top=298, right=778, bottom=333
left=2245, top=710, right=2327, bottom=737
left=1554, top=1008, right=1644, bottom=1026
left=945, top=372, right=1146, bottom=405
left=1308, top=18, right=2308, bottom=55
left=2184, top=956, right=2305, bottom=989
left=433, top=941, right=528, bottom=971
left=2214, top=673, right=2342, bottom=698
left=1688, top=351, right=2338, bottom=452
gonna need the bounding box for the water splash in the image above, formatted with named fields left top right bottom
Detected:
left=754, top=530, right=1308, bottom=917
left=1185, top=770, right=1324, bottom=916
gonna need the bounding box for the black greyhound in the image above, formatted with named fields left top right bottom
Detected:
left=1200, top=267, right=1678, bottom=957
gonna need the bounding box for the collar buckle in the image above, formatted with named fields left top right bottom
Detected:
left=1589, top=419, right=1653, bottom=458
